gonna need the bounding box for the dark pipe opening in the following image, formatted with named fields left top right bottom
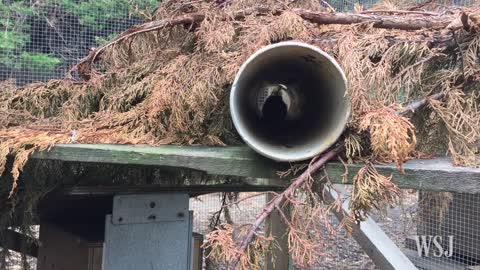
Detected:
left=230, top=42, right=349, bottom=160
left=238, top=59, right=333, bottom=148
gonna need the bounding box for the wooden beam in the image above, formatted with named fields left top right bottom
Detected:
left=29, top=144, right=480, bottom=193
left=31, top=144, right=285, bottom=179
left=326, top=185, right=417, bottom=270
left=0, top=229, right=38, bottom=257
left=264, top=193, right=290, bottom=270
left=325, top=158, right=480, bottom=194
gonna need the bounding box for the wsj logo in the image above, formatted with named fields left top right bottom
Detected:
left=414, top=235, right=454, bottom=257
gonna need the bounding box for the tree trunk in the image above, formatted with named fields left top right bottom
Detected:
left=295, top=9, right=453, bottom=30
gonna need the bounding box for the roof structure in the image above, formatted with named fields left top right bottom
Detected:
left=4, top=144, right=477, bottom=195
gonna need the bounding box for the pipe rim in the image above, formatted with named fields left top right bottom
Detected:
left=230, top=41, right=350, bottom=162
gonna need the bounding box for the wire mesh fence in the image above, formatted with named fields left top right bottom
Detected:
left=1, top=0, right=478, bottom=85
left=189, top=190, right=480, bottom=270
left=1, top=1, right=479, bottom=270
left=0, top=0, right=159, bottom=85
left=5, top=189, right=480, bottom=269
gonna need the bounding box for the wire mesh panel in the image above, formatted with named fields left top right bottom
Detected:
left=310, top=214, right=374, bottom=270
left=189, top=192, right=376, bottom=270
left=1, top=1, right=479, bottom=270
left=326, top=0, right=477, bottom=11
left=189, top=190, right=480, bottom=270
left=1, top=0, right=477, bottom=85
left=409, top=192, right=480, bottom=269
left=0, top=0, right=159, bottom=85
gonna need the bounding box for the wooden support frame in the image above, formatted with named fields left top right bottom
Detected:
left=265, top=193, right=290, bottom=270
left=10, top=144, right=479, bottom=270
left=37, top=221, right=98, bottom=270
left=263, top=184, right=420, bottom=270
left=0, top=230, right=38, bottom=258
left=327, top=185, right=417, bottom=270
left=29, top=144, right=480, bottom=193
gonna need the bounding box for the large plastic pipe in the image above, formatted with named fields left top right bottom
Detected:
left=230, top=41, right=350, bottom=161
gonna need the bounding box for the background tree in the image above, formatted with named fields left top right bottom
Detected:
left=0, top=0, right=160, bottom=85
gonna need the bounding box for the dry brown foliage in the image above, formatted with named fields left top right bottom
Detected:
left=344, top=133, right=364, bottom=163
left=203, top=223, right=274, bottom=270
left=360, top=107, right=417, bottom=171
left=283, top=188, right=338, bottom=268
left=419, top=191, right=453, bottom=227
left=350, top=163, right=400, bottom=221
left=0, top=0, right=479, bottom=186
left=203, top=151, right=364, bottom=269
left=0, top=1, right=479, bottom=267
left=0, top=128, right=71, bottom=197
left=430, top=88, right=480, bottom=166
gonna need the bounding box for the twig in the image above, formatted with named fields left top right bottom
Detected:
left=397, top=92, right=445, bottom=115
left=394, top=54, right=441, bottom=81
left=73, top=12, right=206, bottom=78
left=72, top=6, right=275, bottom=79
left=453, top=30, right=466, bottom=86
left=209, top=193, right=228, bottom=229
left=319, top=0, right=335, bottom=12
left=221, top=191, right=277, bottom=209
left=361, top=10, right=439, bottom=16
left=407, top=0, right=435, bottom=11
left=228, top=145, right=342, bottom=269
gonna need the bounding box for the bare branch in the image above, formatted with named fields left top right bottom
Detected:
left=228, top=145, right=342, bottom=269
left=407, top=0, right=435, bottom=11
left=398, top=92, right=445, bottom=115
left=227, top=92, right=442, bottom=268
left=72, top=7, right=458, bottom=80
left=360, top=10, right=440, bottom=16
left=294, top=9, right=452, bottom=30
